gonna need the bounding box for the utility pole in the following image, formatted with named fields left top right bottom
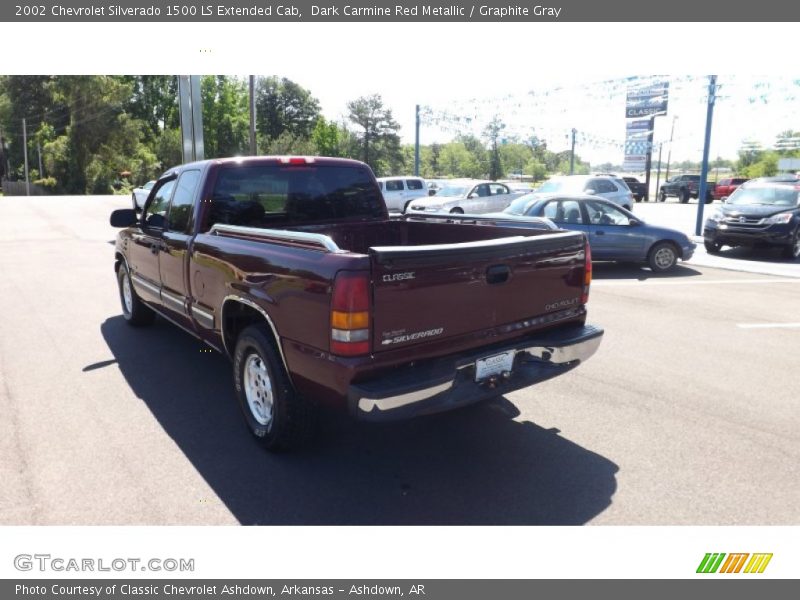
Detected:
left=643, top=116, right=655, bottom=201
left=654, top=142, right=663, bottom=202
left=249, top=75, right=257, bottom=156
left=665, top=115, right=677, bottom=182
left=0, top=126, right=7, bottom=182
left=414, top=104, right=420, bottom=177
left=569, top=128, right=577, bottom=175
left=37, top=142, right=43, bottom=178
left=22, top=118, right=30, bottom=196
left=695, top=76, right=717, bottom=236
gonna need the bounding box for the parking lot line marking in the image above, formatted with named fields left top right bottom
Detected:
left=593, top=278, right=800, bottom=287
left=736, top=322, right=800, bottom=329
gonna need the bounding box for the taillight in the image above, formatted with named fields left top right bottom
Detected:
left=582, top=242, right=592, bottom=304
left=331, top=271, right=370, bottom=356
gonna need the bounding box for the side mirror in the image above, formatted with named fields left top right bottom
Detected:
left=468, top=193, right=478, bottom=199
left=721, top=196, right=728, bottom=203
left=629, top=218, right=642, bottom=226
left=584, top=188, right=596, bottom=195
left=110, top=209, right=139, bottom=228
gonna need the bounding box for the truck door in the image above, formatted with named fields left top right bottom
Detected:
left=128, top=178, right=176, bottom=306
left=159, top=170, right=202, bottom=327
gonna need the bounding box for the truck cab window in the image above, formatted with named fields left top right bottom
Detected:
left=144, top=180, right=176, bottom=229
left=167, top=170, right=201, bottom=233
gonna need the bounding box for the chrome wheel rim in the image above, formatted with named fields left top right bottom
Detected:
left=654, top=247, right=676, bottom=269
left=244, top=353, right=273, bottom=427
left=122, top=272, right=133, bottom=314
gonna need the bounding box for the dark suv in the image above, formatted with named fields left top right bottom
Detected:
left=703, top=180, right=800, bottom=259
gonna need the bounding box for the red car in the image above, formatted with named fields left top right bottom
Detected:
left=713, top=177, right=748, bottom=200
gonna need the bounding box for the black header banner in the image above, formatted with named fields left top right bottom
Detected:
left=2, top=0, right=799, bottom=21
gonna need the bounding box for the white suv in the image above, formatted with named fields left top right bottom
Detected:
left=377, top=176, right=429, bottom=213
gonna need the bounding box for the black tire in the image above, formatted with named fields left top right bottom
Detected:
left=449, top=207, right=464, bottom=214
left=704, top=240, right=722, bottom=254
left=679, top=189, right=690, bottom=204
left=403, top=200, right=413, bottom=213
left=648, top=241, right=679, bottom=272
left=117, top=263, right=155, bottom=326
left=659, top=191, right=667, bottom=202
left=780, top=229, right=800, bottom=260
left=132, top=193, right=137, bottom=211
left=233, top=324, right=315, bottom=451
left=635, top=195, right=643, bottom=203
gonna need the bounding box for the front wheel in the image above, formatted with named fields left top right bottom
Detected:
left=679, top=189, right=690, bottom=203
left=233, top=324, right=315, bottom=451
left=117, top=263, right=155, bottom=326
left=659, top=191, right=667, bottom=202
left=781, top=230, right=800, bottom=260
left=705, top=240, right=722, bottom=254
left=449, top=207, right=464, bottom=214
left=648, top=242, right=679, bottom=272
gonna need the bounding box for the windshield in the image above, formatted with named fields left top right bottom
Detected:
left=436, top=185, right=469, bottom=197
left=144, top=181, right=155, bottom=190
left=727, top=185, right=799, bottom=207
left=504, top=194, right=538, bottom=215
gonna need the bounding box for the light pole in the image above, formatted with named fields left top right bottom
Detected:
left=664, top=115, right=678, bottom=182
left=569, top=128, right=577, bottom=175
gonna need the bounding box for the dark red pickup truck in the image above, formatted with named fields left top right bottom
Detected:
left=110, top=157, right=603, bottom=450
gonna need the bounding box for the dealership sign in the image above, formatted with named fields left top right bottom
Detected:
left=623, top=119, right=652, bottom=171
left=625, top=81, right=669, bottom=118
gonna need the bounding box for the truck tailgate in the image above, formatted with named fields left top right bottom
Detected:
left=370, top=231, right=587, bottom=352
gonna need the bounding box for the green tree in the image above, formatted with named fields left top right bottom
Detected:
left=484, top=116, right=505, bottom=180
left=201, top=76, right=250, bottom=158
left=346, top=94, right=403, bottom=175
left=256, top=76, right=321, bottom=143
left=312, top=117, right=342, bottom=157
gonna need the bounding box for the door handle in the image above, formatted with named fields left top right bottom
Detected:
left=150, top=242, right=165, bottom=254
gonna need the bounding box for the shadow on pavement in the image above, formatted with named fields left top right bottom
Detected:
left=592, top=262, right=703, bottom=281
left=97, top=316, right=618, bottom=525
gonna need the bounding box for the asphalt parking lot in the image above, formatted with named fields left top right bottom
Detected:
left=0, top=195, right=798, bottom=525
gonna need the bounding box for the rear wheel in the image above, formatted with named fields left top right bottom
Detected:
left=648, top=242, right=679, bottom=272
left=233, top=324, right=315, bottom=451
left=679, top=189, right=690, bottom=203
left=117, top=263, right=155, bottom=326
left=781, top=229, right=800, bottom=260
left=704, top=240, right=722, bottom=254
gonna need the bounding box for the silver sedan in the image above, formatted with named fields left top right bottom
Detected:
left=406, top=180, right=526, bottom=214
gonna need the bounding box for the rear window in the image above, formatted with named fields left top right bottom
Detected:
left=385, top=179, right=404, bottom=192
left=406, top=179, right=424, bottom=190
left=205, top=164, right=384, bottom=229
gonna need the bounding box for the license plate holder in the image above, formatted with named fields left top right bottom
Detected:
left=475, top=350, right=515, bottom=382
